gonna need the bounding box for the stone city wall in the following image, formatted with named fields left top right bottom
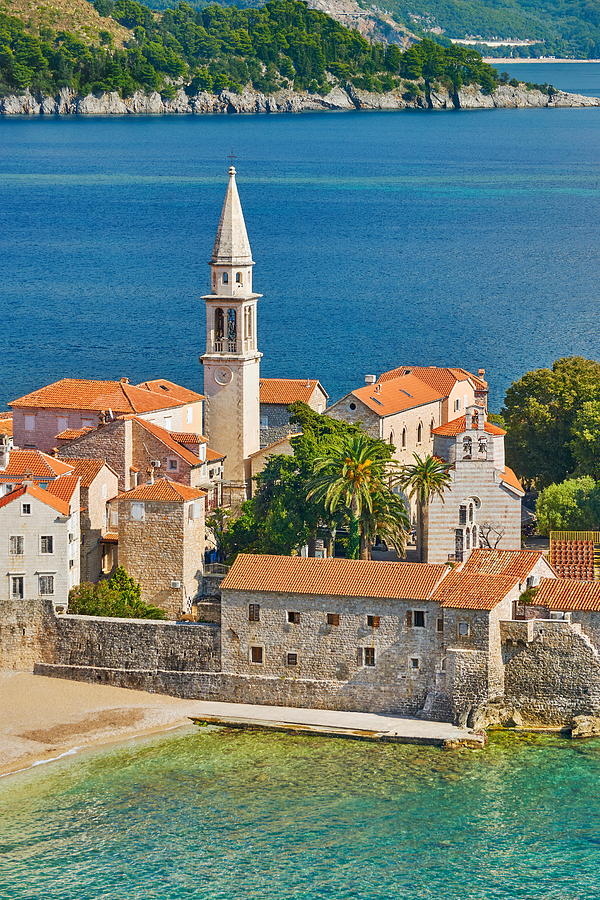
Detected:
left=502, top=619, right=600, bottom=726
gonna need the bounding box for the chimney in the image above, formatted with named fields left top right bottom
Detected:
left=478, top=368, right=486, bottom=378
left=120, top=377, right=129, bottom=384
left=146, top=465, right=155, bottom=485
left=365, top=375, right=377, bottom=385
left=0, top=435, right=9, bottom=470
left=22, top=469, right=33, bottom=486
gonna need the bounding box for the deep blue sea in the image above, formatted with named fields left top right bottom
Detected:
left=1, top=728, right=600, bottom=900
left=0, top=63, right=599, bottom=411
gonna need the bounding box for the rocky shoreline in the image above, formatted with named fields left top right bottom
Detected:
left=1, top=82, right=599, bottom=115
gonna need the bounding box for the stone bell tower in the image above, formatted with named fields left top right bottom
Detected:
left=201, top=166, right=262, bottom=503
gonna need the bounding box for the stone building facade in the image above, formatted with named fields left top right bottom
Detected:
left=259, top=378, right=328, bottom=448
left=113, top=478, right=206, bottom=618
left=425, top=406, right=524, bottom=563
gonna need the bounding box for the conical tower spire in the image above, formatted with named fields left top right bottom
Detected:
left=211, top=166, right=253, bottom=266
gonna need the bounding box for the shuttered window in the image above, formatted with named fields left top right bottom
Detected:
left=406, top=610, right=413, bottom=627
left=327, top=613, right=340, bottom=626
left=367, top=615, right=380, bottom=628
left=248, top=604, right=260, bottom=622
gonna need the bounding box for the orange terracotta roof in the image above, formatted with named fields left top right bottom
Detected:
left=46, top=474, right=79, bottom=504
left=0, top=450, right=74, bottom=479
left=101, top=531, right=119, bottom=543
left=0, top=483, right=70, bottom=516
left=432, top=569, right=519, bottom=610
left=259, top=378, right=327, bottom=405
left=0, top=413, right=12, bottom=437
left=378, top=365, right=487, bottom=393
left=170, top=432, right=208, bottom=445
left=206, top=447, right=226, bottom=463
left=10, top=379, right=188, bottom=413
left=349, top=374, right=444, bottom=417
left=221, top=554, right=448, bottom=600
left=462, top=549, right=549, bottom=581
left=56, top=426, right=96, bottom=441
left=136, top=379, right=205, bottom=403
left=535, top=578, right=600, bottom=611
left=499, top=466, right=524, bottom=495
left=116, top=478, right=206, bottom=503
left=0, top=411, right=12, bottom=419
left=133, top=418, right=203, bottom=468
left=249, top=433, right=301, bottom=458
left=432, top=415, right=505, bottom=437
left=57, top=457, right=113, bottom=488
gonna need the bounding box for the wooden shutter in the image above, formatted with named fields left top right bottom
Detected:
left=406, top=610, right=413, bottom=628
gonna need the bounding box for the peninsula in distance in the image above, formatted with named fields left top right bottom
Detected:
left=1, top=0, right=599, bottom=115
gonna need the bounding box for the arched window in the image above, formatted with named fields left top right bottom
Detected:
left=215, top=308, right=224, bottom=341
left=463, top=436, right=472, bottom=458
left=478, top=436, right=488, bottom=456
left=465, top=528, right=471, bottom=550
left=227, top=308, right=237, bottom=344
left=417, top=423, right=422, bottom=444
left=471, top=410, right=479, bottom=429
left=236, top=272, right=243, bottom=284
left=244, top=306, right=252, bottom=341
left=222, top=272, right=229, bottom=284
left=472, top=525, right=478, bottom=548
left=401, top=428, right=406, bottom=449
left=389, top=431, right=395, bottom=447
left=430, top=419, right=435, bottom=435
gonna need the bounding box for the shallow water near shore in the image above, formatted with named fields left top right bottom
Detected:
left=1, top=728, right=599, bottom=899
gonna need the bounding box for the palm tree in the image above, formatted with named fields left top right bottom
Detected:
left=398, top=453, right=452, bottom=562
left=361, top=490, right=411, bottom=558
left=307, top=433, right=405, bottom=559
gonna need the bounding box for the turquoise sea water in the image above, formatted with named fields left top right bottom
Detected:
left=0, top=64, right=599, bottom=410
left=1, top=728, right=600, bottom=899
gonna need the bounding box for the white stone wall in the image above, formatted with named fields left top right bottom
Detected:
left=0, top=487, right=80, bottom=609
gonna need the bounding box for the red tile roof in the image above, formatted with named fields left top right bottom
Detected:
left=0, top=450, right=74, bottom=479
left=462, top=549, right=550, bottom=581
left=205, top=447, right=226, bottom=463
left=259, top=378, right=327, bottom=405
left=431, top=569, right=519, bottom=609
left=136, top=379, right=205, bottom=403
left=550, top=540, right=596, bottom=581
left=499, top=466, right=524, bottom=496
left=0, top=413, right=12, bottom=437
left=46, top=474, right=79, bottom=504
left=56, top=426, right=96, bottom=441
left=432, top=415, right=505, bottom=437
left=57, top=457, right=113, bottom=488
left=378, top=365, right=487, bottom=393
left=0, top=483, right=70, bottom=516
left=134, top=418, right=203, bottom=467
left=221, top=554, right=447, bottom=600
left=10, top=379, right=189, bottom=413
left=535, top=578, right=600, bottom=611
left=349, top=374, right=445, bottom=417
left=170, top=432, right=208, bottom=445
left=116, top=478, right=206, bottom=503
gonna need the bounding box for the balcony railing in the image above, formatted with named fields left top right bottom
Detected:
left=213, top=339, right=238, bottom=353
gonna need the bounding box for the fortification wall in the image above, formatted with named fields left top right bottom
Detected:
left=502, top=620, right=600, bottom=726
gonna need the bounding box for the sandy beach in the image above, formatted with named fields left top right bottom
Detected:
left=0, top=671, right=206, bottom=778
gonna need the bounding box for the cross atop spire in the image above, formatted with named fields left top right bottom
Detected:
left=211, top=166, right=253, bottom=266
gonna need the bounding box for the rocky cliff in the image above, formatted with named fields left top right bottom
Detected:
left=1, top=82, right=599, bottom=115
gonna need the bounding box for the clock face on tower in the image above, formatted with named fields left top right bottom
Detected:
left=214, top=366, right=233, bottom=385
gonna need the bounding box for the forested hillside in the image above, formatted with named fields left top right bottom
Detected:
left=0, top=0, right=503, bottom=97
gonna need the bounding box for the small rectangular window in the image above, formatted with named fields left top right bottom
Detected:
left=11, top=576, right=24, bottom=599
left=286, top=652, right=298, bottom=666
left=367, top=615, right=380, bottom=628
left=9, top=536, right=23, bottom=555
left=413, top=610, right=425, bottom=628
left=40, top=535, right=54, bottom=555
left=458, top=622, right=470, bottom=637
left=21, top=503, right=31, bottom=516
left=437, top=617, right=444, bottom=633
left=39, top=575, right=54, bottom=596
left=287, top=611, right=300, bottom=624
left=168, top=459, right=178, bottom=471
left=327, top=613, right=340, bottom=626
left=248, top=603, right=260, bottom=622
left=24, top=415, right=35, bottom=432
left=250, top=645, right=263, bottom=664
left=364, top=647, right=376, bottom=667
left=131, top=501, right=145, bottom=521
left=410, top=657, right=420, bottom=670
